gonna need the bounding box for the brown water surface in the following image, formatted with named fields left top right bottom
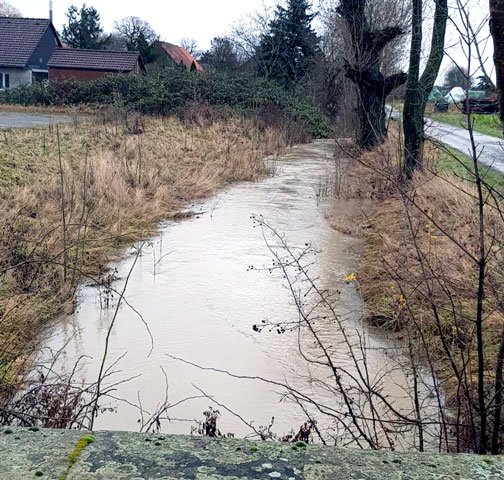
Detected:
left=43, top=141, right=430, bottom=444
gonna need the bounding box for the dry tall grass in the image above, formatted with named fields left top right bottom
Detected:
left=336, top=131, right=504, bottom=440
left=0, top=112, right=289, bottom=403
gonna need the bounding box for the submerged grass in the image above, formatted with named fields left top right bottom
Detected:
left=0, top=111, right=290, bottom=407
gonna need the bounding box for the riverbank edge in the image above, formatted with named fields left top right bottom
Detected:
left=2, top=426, right=503, bottom=479
left=335, top=131, right=504, bottom=449
left=0, top=103, right=96, bottom=115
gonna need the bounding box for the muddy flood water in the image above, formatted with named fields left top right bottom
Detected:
left=42, top=141, right=430, bottom=445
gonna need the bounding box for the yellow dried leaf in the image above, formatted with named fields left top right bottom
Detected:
left=344, top=272, right=357, bottom=283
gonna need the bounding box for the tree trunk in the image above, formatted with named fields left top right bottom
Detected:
left=490, top=0, right=504, bottom=134
left=347, top=67, right=407, bottom=149
left=338, top=0, right=407, bottom=150
left=403, top=0, right=448, bottom=178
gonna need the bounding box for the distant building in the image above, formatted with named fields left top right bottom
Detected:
left=153, top=42, right=203, bottom=72
left=0, top=17, right=62, bottom=89
left=48, top=48, right=146, bottom=81
left=0, top=16, right=145, bottom=88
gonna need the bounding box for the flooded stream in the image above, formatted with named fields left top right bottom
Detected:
left=43, top=141, right=433, bottom=446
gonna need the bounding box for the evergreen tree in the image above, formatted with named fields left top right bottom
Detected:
left=257, top=0, right=319, bottom=89
left=199, top=37, right=241, bottom=74
left=62, top=4, right=110, bottom=50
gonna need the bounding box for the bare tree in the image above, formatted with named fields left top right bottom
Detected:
left=0, top=1, right=21, bottom=17
left=337, top=0, right=408, bottom=149
left=114, top=16, right=158, bottom=49
left=114, top=16, right=159, bottom=62
left=365, top=0, right=413, bottom=76
left=443, top=63, right=472, bottom=90
left=179, top=38, right=200, bottom=58
left=231, top=3, right=275, bottom=67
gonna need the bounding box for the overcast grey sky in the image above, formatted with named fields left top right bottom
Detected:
left=11, top=0, right=495, bottom=81
left=441, top=0, right=495, bottom=81
left=12, top=0, right=276, bottom=50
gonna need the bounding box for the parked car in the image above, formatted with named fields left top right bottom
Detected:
left=434, top=100, right=449, bottom=112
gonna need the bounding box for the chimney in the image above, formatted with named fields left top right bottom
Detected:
left=49, top=0, right=53, bottom=22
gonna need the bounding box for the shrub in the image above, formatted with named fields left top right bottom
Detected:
left=0, top=67, right=332, bottom=138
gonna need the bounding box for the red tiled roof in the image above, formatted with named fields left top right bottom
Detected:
left=0, top=17, right=60, bottom=68
left=48, top=48, right=142, bottom=72
left=159, top=42, right=203, bottom=71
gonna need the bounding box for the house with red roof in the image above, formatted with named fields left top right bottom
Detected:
left=153, top=42, right=203, bottom=72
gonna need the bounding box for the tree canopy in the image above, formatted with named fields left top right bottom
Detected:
left=114, top=16, right=159, bottom=63
left=62, top=4, right=110, bottom=50
left=443, top=64, right=471, bottom=91
left=0, top=1, right=20, bottom=17
left=199, top=37, right=241, bottom=73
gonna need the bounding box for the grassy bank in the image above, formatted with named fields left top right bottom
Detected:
left=0, top=110, right=291, bottom=408
left=338, top=133, right=504, bottom=450
left=434, top=146, right=504, bottom=188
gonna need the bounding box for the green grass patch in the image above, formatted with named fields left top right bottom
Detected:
left=433, top=145, right=504, bottom=190
left=430, top=112, right=503, bottom=139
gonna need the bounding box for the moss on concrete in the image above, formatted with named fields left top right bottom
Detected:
left=1, top=427, right=504, bottom=479
left=59, top=434, right=95, bottom=480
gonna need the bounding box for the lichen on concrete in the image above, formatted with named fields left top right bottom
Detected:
left=2, top=427, right=504, bottom=479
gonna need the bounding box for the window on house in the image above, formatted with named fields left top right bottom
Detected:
left=0, top=73, right=11, bottom=89
left=33, top=71, right=48, bottom=83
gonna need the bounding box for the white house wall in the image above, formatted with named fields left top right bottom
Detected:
left=0, top=68, right=31, bottom=89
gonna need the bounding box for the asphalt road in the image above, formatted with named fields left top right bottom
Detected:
left=385, top=105, right=504, bottom=173
left=0, top=111, right=78, bottom=129
left=425, top=119, right=504, bottom=173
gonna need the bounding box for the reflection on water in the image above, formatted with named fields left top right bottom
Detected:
left=43, top=141, right=434, bottom=446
